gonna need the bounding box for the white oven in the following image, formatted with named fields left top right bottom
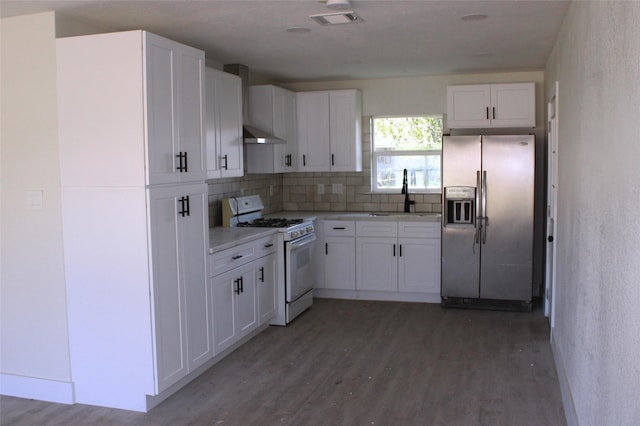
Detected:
left=284, top=232, right=316, bottom=322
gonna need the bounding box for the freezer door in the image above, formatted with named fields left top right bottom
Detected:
left=480, top=135, right=534, bottom=301
left=441, top=136, right=481, bottom=298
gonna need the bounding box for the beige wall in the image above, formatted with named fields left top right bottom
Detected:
left=1, top=12, right=72, bottom=388
left=545, top=2, right=640, bottom=425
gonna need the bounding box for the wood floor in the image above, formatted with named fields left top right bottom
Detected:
left=1, top=298, right=566, bottom=426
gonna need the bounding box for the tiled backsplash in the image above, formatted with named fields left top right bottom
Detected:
left=207, top=116, right=442, bottom=226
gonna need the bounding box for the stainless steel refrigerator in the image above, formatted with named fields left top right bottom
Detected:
left=441, top=135, right=534, bottom=310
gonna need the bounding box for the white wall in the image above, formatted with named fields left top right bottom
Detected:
left=545, top=2, right=640, bottom=425
left=1, top=12, right=73, bottom=401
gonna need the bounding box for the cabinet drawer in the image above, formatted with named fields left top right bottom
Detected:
left=356, top=221, right=398, bottom=237
left=398, top=221, right=441, bottom=238
left=323, top=220, right=355, bottom=237
left=209, top=243, right=256, bottom=277
left=254, top=234, right=279, bottom=257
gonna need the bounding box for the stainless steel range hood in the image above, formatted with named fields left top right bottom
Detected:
left=224, top=63, right=285, bottom=144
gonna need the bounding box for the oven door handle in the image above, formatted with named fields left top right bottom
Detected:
left=288, top=233, right=316, bottom=250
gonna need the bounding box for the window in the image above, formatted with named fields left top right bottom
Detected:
left=371, top=115, right=443, bottom=193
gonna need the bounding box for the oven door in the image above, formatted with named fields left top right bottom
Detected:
left=285, top=233, right=316, bottom=303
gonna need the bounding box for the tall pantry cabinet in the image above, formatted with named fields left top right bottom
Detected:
left=57, top=30, right=210, bottom=411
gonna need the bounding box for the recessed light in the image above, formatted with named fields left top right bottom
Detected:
left=461, top=13, right=488, bottom=21
left=286, top=27, right=311, bottom=34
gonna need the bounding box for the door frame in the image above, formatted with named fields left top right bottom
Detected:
left=544, top=81, right=559, bottom=333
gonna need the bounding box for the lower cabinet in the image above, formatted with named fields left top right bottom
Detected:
left=209, top=235, right=277, bottom=355
left=315, top=219, right=441, bottom=300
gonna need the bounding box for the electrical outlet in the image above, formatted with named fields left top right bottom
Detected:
left=317, top=184, right=324, bottom=195
left=332, top=183, right=343, bottom=194
left=26, top=190, right=43, bottom=210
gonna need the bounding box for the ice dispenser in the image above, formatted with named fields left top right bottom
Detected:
left=444, top=186, right=476, bottom=226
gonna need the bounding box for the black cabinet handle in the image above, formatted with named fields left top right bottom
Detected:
left=492, top=107, right=496, bottom=120
left=331, top=154, right=335, bottom=166
left=332, top=226, right=345, bottom=230
left=393, top=244, right=396, bottom=257
left=177, top=196, right=190, bottom=217
left=184, top=151, right=188, bottom=172
left=176, top=152, right=185, bottom=172
left=232, top=255, right=243, bottom=260
left=222, top=154, right=228, bottom=170
left=234, top=278, right=241, bottom=295
left=303, top=154, right=306, bottom=167
left=259, top=267, right=264, bottom=282
left=486, top=107, right=489, bottom=120
left=325, top=242, right=328, bottom=255
left=240, top=276, right=244, bottom=293
left=264, top=243, right=274, bottom=248
left=399, top=244, right=402, bottom=257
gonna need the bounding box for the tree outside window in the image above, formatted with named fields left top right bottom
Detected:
left=372, top=116, right=443, bottom=193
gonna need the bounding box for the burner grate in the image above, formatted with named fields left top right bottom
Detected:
left=236, top=217, right=304, bottom=228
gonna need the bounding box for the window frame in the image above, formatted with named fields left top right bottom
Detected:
left=370, top=115, right=443, bottom=194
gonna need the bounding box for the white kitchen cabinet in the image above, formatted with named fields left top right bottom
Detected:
left=149, top=184, right=211, bottom=391
left=297, top=89, right=362, bottom=172
left=446, top=82, right=535, bottom=129
left=58, top=30, right=205, bottom=188
left=256, top=253, right=277, bottom=324
left=247, top=85, right=298, bottom=173
left=209, top=234, right=278, bottom=354
left=316, top=221, right=357, bottom=290
left=205, top=67, right=243, bottom=178
left=356, top=221, right=441, bottom=293
left=57, top=30, right=210, bottom=411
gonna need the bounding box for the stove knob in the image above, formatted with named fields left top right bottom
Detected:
left=291, top=230, right=298, bottom=238
left=299, top=228, right=306, bottom=236
left=307, top=225, right=313, bottom=233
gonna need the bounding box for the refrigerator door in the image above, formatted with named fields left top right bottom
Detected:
left=441, top=136, right=481, bottom=298
left=480, top=135, right=534, bottom=301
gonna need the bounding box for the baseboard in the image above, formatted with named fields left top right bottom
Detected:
left=314, top=288, right=440, bottom=303
left=0, top=373, right=74, bottom=404
left=550, top=328, right=579, bottom=426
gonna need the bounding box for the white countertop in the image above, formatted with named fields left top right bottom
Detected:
left=209, top=227, right=277, bottom=254
left=209, top=211, right=441, bottom=253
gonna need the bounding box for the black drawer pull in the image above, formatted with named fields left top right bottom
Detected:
left=264, top=243, right=274, bottom=248
left=232, top=255, right=243, bottom=260
left=332, top=226, right=346, bottom=230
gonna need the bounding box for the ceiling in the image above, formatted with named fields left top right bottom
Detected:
left=1, top=0, right=571, bottom=83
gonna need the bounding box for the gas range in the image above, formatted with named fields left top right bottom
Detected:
left=222, top=195, right=314, bottom=241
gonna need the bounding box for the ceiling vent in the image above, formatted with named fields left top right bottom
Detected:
left=309, top=11, right=364, bottom=25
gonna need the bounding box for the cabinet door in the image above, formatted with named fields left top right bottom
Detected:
left=149, top=186, right=187, bottom=392
left=274, top=87, right=298, bottom=172
left=146, top=34, right=180, bottom=185
left=257, top=254, right=277, bottom=324
left=446, top=85, right=491, bottom=129
left=329, top=90, right=362, bottom=172
left=490, top=83, right=535, bottom=127
left=297, top=91, right=330, bottom=171
left=324, top=236, right=356, bottom=290
left=176, top=46, right=206, bottom=182
left=211, top=271, right=237, bottom=355
left=356, top=237, right=398, bottom=291
left=217, top=71, right=244, bottom=177
left=235, top=267, right=258, bottom=335
left=398, top=238, right=441, bottom=293
left=180, top=185, right=212, bottom=371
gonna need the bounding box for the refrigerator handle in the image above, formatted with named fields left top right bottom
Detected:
left=475, top=171, right=481, bottom=245
left=482, top=170, right=488, bottom=244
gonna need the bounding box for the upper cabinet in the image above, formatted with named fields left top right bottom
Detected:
left=446, top=82, right=535, bottom=129
left=297, top=89, right=362, bottom=172
left=58, top=30, right=206, bottom=187
left=247, top=85, right=298, bottom=173
left=205, top=68, right=244, bottom=179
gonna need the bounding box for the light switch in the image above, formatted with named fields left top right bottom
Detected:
left=27, top=190, right=43, bottom=210
left=332, top=183, right=343, bottom=194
